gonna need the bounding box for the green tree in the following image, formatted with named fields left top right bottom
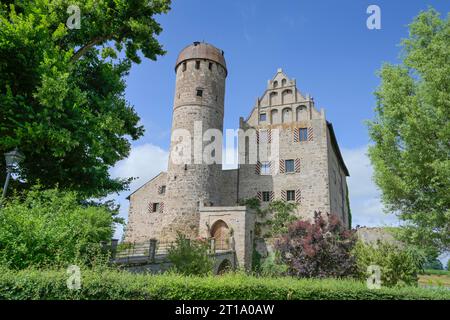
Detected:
left=367, top=9, right=450, bottom=254
left=0, top=186, right=117, bottom=269
left=0, top=0, right=171, bottom=198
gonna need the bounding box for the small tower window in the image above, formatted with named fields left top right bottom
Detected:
left=195, top=61, right=200, bottom=70
left=182, top=62, right=187, bottom=72
left=286, top=190, right=296, bottom=201
left=259, top=113, right=267, bottom=122
left=208, top=62, right=212, bottom=70
left=299, top=128, right=308, bottom=141
left=285, top=159, right=295, bottom=173
left=196, top=89, right=203, bottom=97
left=261, top=162, right=271, bottom=175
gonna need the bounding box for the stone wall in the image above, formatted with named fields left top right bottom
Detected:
left=125, top=172, right=168, bottom=243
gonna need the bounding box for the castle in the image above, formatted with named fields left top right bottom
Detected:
left=125, top=42, right=350, bottom=269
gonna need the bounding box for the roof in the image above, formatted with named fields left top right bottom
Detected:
left=175, top=42, right=227, bottom=74
left=125, top=171, right=166, bottom=200
left=327, top=121, right=349, bottom=176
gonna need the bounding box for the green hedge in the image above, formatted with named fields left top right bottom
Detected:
left=0, top=268, right=448, bottom=300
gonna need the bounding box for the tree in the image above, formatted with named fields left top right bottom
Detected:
left=0, top=0, right=171, bottom=198
left=367, top=9, right=450, bottom=254
left=275, top=212, right=357, bottom=278
left=352, top=241, right=425, bottom=287
left=0, top=187, right=117, bottom=269
left=167, top=233, right=214, bottom=276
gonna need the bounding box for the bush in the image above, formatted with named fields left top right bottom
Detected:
left=0, top=267, right=448, bottom=300
left=259, top=252, right=288, bottom=277
left=167, top=233, right=213, bottom=276
left=0, top=187, right=115, bottom=269
left=352, top=241, right=425, bottom=287
left=275, top=211, right=357, bottom=278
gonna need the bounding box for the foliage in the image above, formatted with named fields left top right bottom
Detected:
left=167, top=233, right=213, bottom=276
left=423, top=258, right=444, bottom=270
left=367, top=8, right=450, bottom=253
left=0, top=267, right=448, bottom=300
left=264, top=201, right=298, bottom=237
left=259, top=252, right=288, bottom=277
left=0, top=187, right=115, bottom=269
left=448, top=259, right=450, bottom=271
left=346, top=183, right=351, bottom=228
left=275, top=211, right=357, bottom=278
left=0, top=0, right=171, bottom=197
left=422, top=269, right=450, bottom=276
left=352, top=241, right=426, bottom=287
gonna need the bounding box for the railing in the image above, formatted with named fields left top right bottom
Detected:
left=112, top=237, right=234, bottom=264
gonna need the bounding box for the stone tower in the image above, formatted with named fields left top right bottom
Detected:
left=159, top=42, right=227, bottom=240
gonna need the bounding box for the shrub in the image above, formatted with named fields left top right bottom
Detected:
left=0, top=187, right=115, bottom=269
left=259, top=252, right=288, bottom=277
left=167, top=233, right=213, bottom=276
left=275, top=211, right=357, bottom=278
left=0, top=268, right=448, bottom=300
left=352, top=240, right=426, bottom=287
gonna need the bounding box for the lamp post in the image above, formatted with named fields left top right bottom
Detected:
left=2, top=148, right=25, bottom=200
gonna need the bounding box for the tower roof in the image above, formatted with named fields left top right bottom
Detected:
left=175, top=42, right=227, bottom=74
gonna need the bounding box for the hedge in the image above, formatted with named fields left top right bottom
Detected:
left=0, top=268, right=448, bottom=300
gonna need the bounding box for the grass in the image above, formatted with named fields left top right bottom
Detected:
left=418, top=270, right=450, bottom=289
left=0, top=267, right=449, bottom=300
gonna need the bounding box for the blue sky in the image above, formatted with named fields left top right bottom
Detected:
left=109, top=0, right=449, bottom=249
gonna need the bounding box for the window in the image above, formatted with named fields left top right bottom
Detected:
left=262, top=191, right=270, bottom=202
left=182, top=62, right=186, bottom=72
left=196, top=89, right=203, bottom=97
left=152, top=203, right=160, bottom=212
left=208, top=62, right=212, bottom=70
left=259, top=113, right=267, bottom=122
left=287, top=190, right=295, bottom=201
left=195, top=61, right=200, bottom=69
left=285, top=159, right=295, bottom=173
left=299, top=128, right=308, bottom=141
left=159, top=185, right=166, bottom=194
left=261, top=161, right=270, bottom=175
left=273, top=80, right=278, bottom=88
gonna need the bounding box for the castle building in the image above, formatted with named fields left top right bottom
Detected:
left=125, top=42, right=350, bottom=269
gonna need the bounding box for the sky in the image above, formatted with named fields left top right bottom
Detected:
left=108, top=0, right=449, bottom=250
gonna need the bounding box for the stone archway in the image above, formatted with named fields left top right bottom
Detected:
left=210, top=220, right=230, bottom=250
left=216, top=259, right=232, bottom=275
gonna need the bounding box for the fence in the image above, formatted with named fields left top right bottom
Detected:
left=112, top=237, right=234, bottom=264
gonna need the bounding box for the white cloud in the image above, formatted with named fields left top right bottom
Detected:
left=110, top=143, right=169, bottom=191
left=342, top=145, right=399, bottom=227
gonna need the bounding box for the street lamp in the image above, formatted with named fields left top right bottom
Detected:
left=2, top=148, right=25, bottom=199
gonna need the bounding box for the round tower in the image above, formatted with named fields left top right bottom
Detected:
left=160, top=42, right=227, bottom=240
